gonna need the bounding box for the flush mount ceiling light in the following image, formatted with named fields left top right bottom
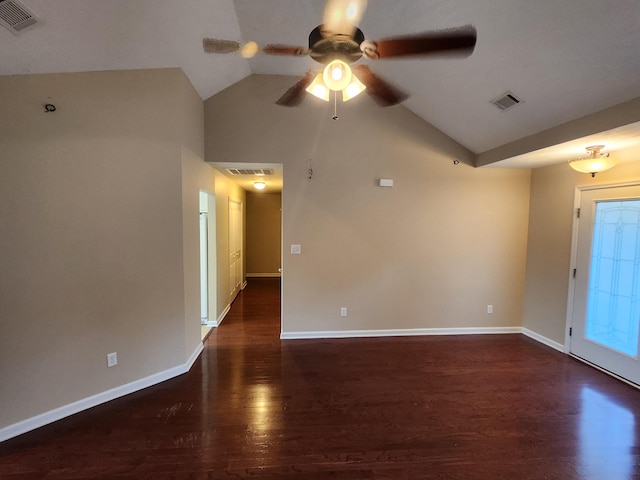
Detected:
left=254, top=181, right=266, bottom=190
left=569, top=145, right=618, bottom=177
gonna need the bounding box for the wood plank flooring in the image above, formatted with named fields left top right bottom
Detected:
left=2, top=277, right=640, bottom=479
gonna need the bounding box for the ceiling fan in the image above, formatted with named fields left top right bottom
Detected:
left=203, top=0, right=477, bottom=108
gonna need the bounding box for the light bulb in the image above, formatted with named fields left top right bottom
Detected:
left=322, top=59, right=352, bottom=91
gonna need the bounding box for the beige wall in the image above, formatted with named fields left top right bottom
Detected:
left=523, top=159, right=640, bottom=344
left=205, top=75, right=531, bottom=335
left=246, top=192, right=282, bottom=276
left=0, top=69, right=213, bottom=431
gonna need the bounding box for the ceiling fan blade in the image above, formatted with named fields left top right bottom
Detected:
left=203, top=38, right=240, bottom=54
left=352, top=64, right=407, bottom=106
left=263, top=44, right=310, bottom=56
left=321, top=0, right=368, bottom=38
left=276, top=71, right=316, bottom=107
left=363, top=25, right=477, bottom=59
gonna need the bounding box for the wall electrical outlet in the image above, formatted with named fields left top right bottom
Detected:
left=340, top=307, right=347, bottom=317
left=290, top=244, right=301, bottom=255
left=107, top=352, right=118, bottom=367
left=487, top=305, right=493, bottom=314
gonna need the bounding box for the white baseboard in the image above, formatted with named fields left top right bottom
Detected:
left=281, top=326, right=522, bottom=340
left=281, top=327, right=566, bottom=354
left=188, top=343, right=205, bottom=369
left=0, top=343, right=204, bottom=443
left=215, top=304, right=231, bottom=327
left=246, top=273, right=281, bottom=278
left=522, top=328, right=565, bottom=352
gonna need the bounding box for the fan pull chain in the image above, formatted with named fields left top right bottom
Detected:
left=332, top=91, right=338, bottom=120
left=308, top=157, right=313, bottom=179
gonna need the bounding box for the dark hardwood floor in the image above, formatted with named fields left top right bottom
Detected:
left=2, top=277, right=640, bottom=479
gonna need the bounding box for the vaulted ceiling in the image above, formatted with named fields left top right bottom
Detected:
left=2, top=0, right=640, bottom=168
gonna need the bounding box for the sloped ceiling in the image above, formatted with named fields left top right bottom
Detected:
left=2, top=0, right=640, bottom=168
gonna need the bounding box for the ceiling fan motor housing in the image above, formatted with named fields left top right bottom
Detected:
left=308, top=25, right=364, bottom=64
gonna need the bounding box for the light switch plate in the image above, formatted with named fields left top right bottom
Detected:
left=291, top=244, right=301, bottom=255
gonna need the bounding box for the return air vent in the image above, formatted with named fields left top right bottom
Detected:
left=0, top=0, right=39, bottom=34
left=490, top=91, right=523, bottom=111
left=226, top=168, right=274, bottom=176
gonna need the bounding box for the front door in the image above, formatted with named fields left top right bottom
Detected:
left=571, top=184, right=640, bottom=385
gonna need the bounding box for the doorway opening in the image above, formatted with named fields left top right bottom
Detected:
left=210, top=162, right=284, bottom=337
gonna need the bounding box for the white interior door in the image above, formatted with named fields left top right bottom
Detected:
left=571, top=184, right=640, bottom=385
left=228, top=199, right=242, bottom=300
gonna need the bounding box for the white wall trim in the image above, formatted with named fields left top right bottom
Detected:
left=187, top=343, right=205, bottom=369
left=246, top=273, right=282, bottom=278
left=522, top=328, right=565, bottom=352
left=0, top=343, right=204, bottom=443
left=281, top=326, right=522, bottom=340
left=215, top=303, right=231, bottom=327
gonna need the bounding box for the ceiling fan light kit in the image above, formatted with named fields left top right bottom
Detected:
left=569, top=145, right=618, bottom=177
left=203, top=0, right=477, bottom=111
left=305, top=59, right=367, bottom=103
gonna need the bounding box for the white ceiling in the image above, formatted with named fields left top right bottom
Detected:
left=2, top=0, right=640, bottom=170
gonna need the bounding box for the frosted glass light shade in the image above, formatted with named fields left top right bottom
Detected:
left=568, top=158, right=617, bottom=175
left=305, top=73, right=330, bottom=102
left=322, top=59, right=352, bottom=91
left=342, top=75, right=366, bottom=102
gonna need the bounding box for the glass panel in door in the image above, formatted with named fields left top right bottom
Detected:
left=585, top=200, right=640, bottom=357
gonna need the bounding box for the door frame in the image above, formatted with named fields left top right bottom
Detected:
left=565, top=180, right=640, bottom=374
left=200, top=190, right=218, bottom=328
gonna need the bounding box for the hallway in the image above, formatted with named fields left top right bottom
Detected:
left=2, top=278, right=640, bottom=479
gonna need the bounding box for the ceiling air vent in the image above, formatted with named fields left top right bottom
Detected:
left=226, top=168, right=274, bottom=176
left=0, top=0, right=39, bottom=34
left=490, top=91, right=523, bottom=111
